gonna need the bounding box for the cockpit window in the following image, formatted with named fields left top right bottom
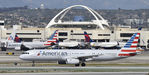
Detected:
left=22, top=52, right=29, bottom=54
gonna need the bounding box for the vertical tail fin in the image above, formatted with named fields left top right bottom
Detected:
left=119, top=33, right=140, bottom=56
left=14, top=34, right=21, bottom=42
left=7, top=31, right=16, bottom=42
left=49, top=30, right=58, bottom=40
left=84, top=31, right=93, bottom=42
left=7, top=35, right=14, bottom=41
left=44, top=30, right=58, bottom=46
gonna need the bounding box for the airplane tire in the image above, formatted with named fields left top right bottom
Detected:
left=81, top=63, right=86, bottom=67
left=1, top=47, right=6, bottom=51
left=75, top=64, right=80, bottom=67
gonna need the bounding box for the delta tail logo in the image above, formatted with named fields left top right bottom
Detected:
left=84, top=31, right=93, bottom=42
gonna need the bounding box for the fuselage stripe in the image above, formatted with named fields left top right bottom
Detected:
left=47, top=41, right=57, bottom=42
left=121, top=50, right=136, bottom=52
left=44, top=44, right=51, bottom=46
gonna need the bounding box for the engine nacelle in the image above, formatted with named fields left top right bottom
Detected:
left=85, top=58, right=93, bottom=61
left=15, top=47, right=21, bottom=50
left=66, top=59, right=79, bottom=64
left=58, top=59, right=80, bottom=64
left=58, top=60, right=66, bottom=64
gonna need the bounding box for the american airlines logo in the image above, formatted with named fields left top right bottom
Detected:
left=37, top=51, right=68, bottom=56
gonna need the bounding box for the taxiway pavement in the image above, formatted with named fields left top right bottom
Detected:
left=0, top=72, right=148, bottom=75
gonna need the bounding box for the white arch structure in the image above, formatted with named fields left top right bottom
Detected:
left=46, top=5, right=109, bottom=30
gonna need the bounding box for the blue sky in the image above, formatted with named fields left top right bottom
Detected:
left=0, top=0, right=149, bottom=9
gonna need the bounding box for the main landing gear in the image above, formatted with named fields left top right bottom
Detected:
left=75, top=62, right=86, bottom=67
left=81, top=63, right=86, bottom=66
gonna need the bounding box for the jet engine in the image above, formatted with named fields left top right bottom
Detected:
left=58, top=59, right=79, bottom=64
left=66, top=59, right=79, bottom=64
left=58, top=60, right=66, bottom=64
left=15, top=47, right=21, bottom=50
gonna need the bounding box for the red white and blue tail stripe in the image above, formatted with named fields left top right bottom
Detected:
left=7, top=35, right=14, bottom=41
left=119, top=33, right=140, bottom=56
left=44, top=30, right=58, bottom=46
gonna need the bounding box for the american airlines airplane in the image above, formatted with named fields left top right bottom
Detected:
left=0, top=30, right=18, bottom=43
left=58, top=40, right=84, bottom=48
left=6, top=30, right=58, bottom=50
left=6, top=34, right=22, bottom=49
left=20, top=30, right=58, bottom=50
left=20, top=32, right=143, bottom=66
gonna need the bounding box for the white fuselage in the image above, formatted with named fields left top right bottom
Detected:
left=20, top=49, right=125, bottom=61
left=58, top=41, right=81, bottom=47
left=90, top=42, right=126, bottom=48
left=22, top=42, right=47, bottom=49
left=6, top=42, right=22, bottom=49
left=90, top=42, right=118, bottom=47
left=6, top=42, right=49, bottom=50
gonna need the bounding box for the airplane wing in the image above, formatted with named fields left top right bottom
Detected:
left=24, top=45, right=32, bottom=49
left=22, top=44, right=33, bottom=49
left=67, top=54, right=103, bottom=61
left=77, top=55, right=99, bottom=59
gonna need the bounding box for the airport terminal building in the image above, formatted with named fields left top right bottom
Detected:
left=0, top=5, right=149, bottom=49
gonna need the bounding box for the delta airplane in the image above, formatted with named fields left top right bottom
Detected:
left=20, top=30, right=58, bottom=50
left=20, top=32, right=143, bottom=66
left=84, top=31, right=122, bottom=49
left=58, top=40, right=84, bottom=48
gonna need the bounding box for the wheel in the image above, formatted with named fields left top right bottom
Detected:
left=1, top=47, right=6, bottom=51
left=75, top=64, right=80, bottom=67
left=81, top=63, right=86, bottom=67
